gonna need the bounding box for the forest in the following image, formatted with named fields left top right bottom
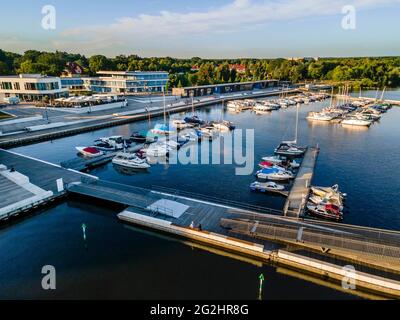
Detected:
left=1, top=49, right=399, bottom=89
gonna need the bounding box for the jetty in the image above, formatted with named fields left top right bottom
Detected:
left=1, top=148, right=400, bottom=298
left=284, top=146, right=319, bottom=218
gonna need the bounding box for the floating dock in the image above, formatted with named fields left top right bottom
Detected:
left=284, top=146, right=319, bottom=218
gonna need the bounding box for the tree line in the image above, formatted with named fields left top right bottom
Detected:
left=1, top=49, right=399, bottom=89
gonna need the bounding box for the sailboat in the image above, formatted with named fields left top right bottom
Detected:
left=184, top=96, right=205, bottom=125
left=275, top=103, right=306, bottom=157
left=150, top=87, right=175, bottom=135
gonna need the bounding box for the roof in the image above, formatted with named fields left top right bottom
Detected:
left=96, top=70, right=168, bottom=75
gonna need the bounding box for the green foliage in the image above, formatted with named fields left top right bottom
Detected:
left=0, top=49, right=399, bottom=89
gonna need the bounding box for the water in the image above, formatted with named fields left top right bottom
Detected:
left=1, top=89, right=399, bottom=299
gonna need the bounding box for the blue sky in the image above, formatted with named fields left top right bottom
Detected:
left=0, top=0, right=399, bottom=58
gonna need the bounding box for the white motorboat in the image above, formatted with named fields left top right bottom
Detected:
left=200, top=126, right=218, bottom=139
left=341, top=117, right=372, bottom=127
left=306, top=112, right=335, bottom=121
left=250, top=181, right=285, bottom=193
left=255, top=168, right=295, bottom=180
left=227, top=101, right=242, bottom=112
left=112, top=152, right=150, bottom=169
left=212, top=121, right=230, bottom=132
left=76, top=146, right=104, bottom=158
left=143, top=142, right=170, bottom=157
left=253, top=103, right=273, bottom=112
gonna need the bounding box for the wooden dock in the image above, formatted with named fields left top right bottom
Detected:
left=284, top=147, right=319, bottom=218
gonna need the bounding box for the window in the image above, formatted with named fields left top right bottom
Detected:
left=1, top=82, right=12, bottom=90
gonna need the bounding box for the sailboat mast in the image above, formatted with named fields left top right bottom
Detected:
left=380, top=86, right=386, bottom=101
left=163, top=87, right=166, bottom=124
left=294, top=102, right=298, bottom=144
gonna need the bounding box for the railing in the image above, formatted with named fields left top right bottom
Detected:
left=221, top=218, right=400, bottom=260
left=151, top=185, right=283, bottom=216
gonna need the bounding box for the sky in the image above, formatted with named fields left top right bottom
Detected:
left=0, top=0, right=399, bottom=58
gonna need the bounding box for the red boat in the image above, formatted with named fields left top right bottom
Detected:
left=76, top=146, right=104, bottom=158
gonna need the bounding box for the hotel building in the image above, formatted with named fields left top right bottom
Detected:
left=0, top=74, right=68, bottom=102
left=61, top=71, right=169, bottom=94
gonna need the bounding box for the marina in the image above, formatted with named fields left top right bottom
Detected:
left=1, top=87, right=400, bottom=300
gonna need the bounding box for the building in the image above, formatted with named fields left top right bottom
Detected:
left=0, top=74, right=68, bottom=102
left=172, top=80, right=279, bottom=97
left=84, top=71, right=169, bottom=94
left=60, top=77, right=87, bottom=92
left=61, top=62, right=85, bottom=77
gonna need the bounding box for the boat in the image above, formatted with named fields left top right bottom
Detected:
left=274, top=143, right=306, bottom=156
left=275, top=103, right=306, bottom=157
left=130, top=131, right=148, bottom=143
left=311, top=184, right=347, bottom=199
left=250, top=181, right=285, bottom=193
left=98, top=136, right=124, bottom=150
left=112, top=152, right=150, bottom=169
left=212, top=121, right=230, bottom=132
left=199, top=125, right=217, bottom=139
left=184, top=115, right=204, bottom=125
left=341, top=117, right=372, bottom=127
left=76, top=146, right=104, bottom=158
left=172, top=119, right=193, bottom=129
left=261, top=156, right=300, bottom=168
left=253, top=103, right=273, bottom=112
left=150, top=123, right=175, bottom=135
left=143, top=143, right=169, bottom=157
left=92, top=141, right=116, bottom=151
left=227, top=101, right=242, bottom=112
left=306, top=112, right=335, bottom=121
left=255, top=168, right=295, bottom=181
left=307, top=203, right=343, bottom=221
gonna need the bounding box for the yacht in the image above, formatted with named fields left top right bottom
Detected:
left=150, top=123, right=175, bottom=135
left=112, top=152, right=150, bottom=169
left=227, top=101, right=242, bottom=112
left=261, top=156, right=300, bottom=168
left=184, top=115, right=204, bottom=125
left=92, top=141, right=116, bottom=151
left=143, top=143, right=170, bottom=157
left=253, top=103, right=273, bottom=112
left=306, top=112, right=335, bottom=121
left=76, top=147, right=104, bottom=158
left=341, top=117, right=372, bottom=127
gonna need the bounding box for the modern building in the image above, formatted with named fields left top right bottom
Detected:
left=84, top=71, right=169, bottom=94
left=172, top=80, right=279, bottom=97
left=0, top=74, right=68, bottom=102
left=60, top=77, right=87, bottom=92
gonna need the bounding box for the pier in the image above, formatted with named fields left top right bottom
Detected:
left=284, top=146, right=319, bottom=218
left=1, top=149, right=400, bottom=298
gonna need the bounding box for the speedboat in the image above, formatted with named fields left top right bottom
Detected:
left=274, top=143, right=306, bottom=157
left=250, top=181, right=285, bottom=193
left=311, top=184, right=347, bottom=200
left=112, top=152, right=150, bottom=169
left=255, top=168, right=295, bottom=181
left=212, top=121, right=230, bottom=132
left=130, top=132, right=147, bottom=143
left=341, top=117, right=372, bottom=127
left=76, top=146, right=104, bottom=158
left=184, top=115, right=204, bottom=125
left=307, top=203, right=343, bottom=221
left=200, top=126, right=217, bottom=139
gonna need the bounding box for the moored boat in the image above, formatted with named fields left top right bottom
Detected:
left=250, top=181, right=285, bottom=193
left=112, top=152, right=150, bottom=169
left=76, top=146, right=104, bottom=158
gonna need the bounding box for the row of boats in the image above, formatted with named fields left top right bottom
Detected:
left=307, top=101, right=392, bottom=127
left=227, top=93, right=328, bottom=113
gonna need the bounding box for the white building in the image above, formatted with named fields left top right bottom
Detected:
left=0, top=74, right=68, bottom=102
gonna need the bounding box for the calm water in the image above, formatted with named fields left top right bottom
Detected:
left=1, top=89, right=399, bottom=299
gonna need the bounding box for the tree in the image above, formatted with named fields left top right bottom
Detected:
left=88, top=55, right=113, bottom=74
